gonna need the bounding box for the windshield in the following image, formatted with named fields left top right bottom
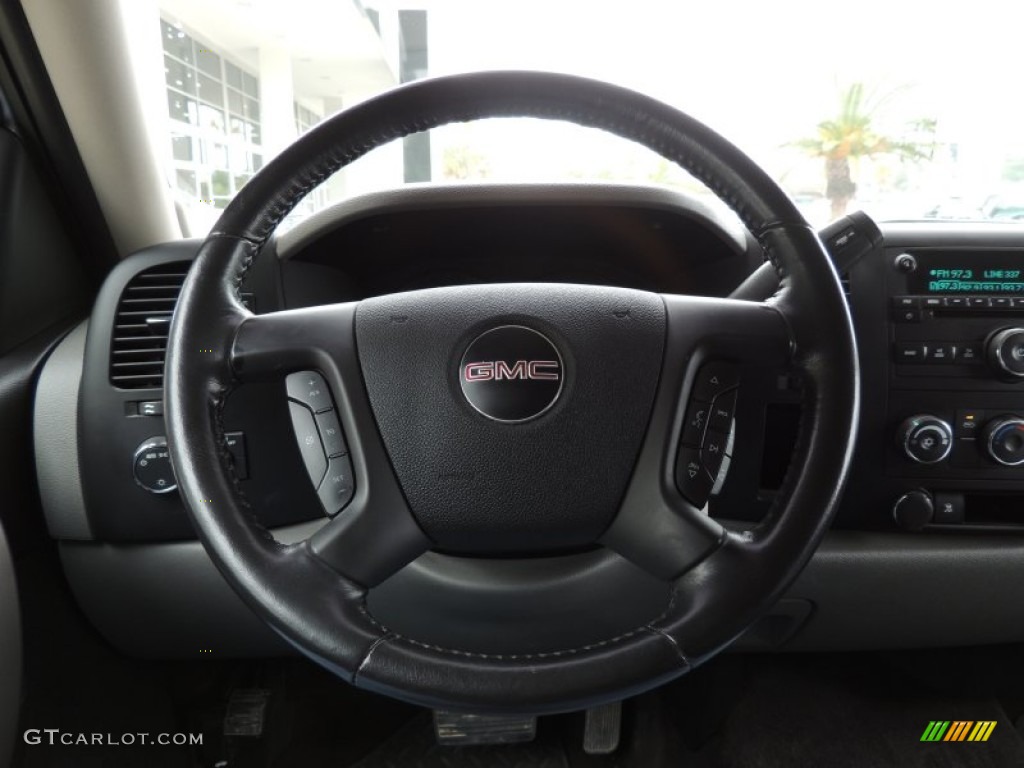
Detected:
left=150, top=0, right=1024, bottom=234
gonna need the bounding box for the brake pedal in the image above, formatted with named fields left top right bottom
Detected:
left=434, top=710, right=536, bottom=745
left=583, top=701, right=622, bottom=755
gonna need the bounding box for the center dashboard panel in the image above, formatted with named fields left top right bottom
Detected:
left=840, top=225, right=1024, bottom=532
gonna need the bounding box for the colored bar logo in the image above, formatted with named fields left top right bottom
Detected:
left=921, top=721, right=997, bottom=742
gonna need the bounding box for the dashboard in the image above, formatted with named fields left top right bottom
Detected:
left=32, top=183, right=1024, bottom=659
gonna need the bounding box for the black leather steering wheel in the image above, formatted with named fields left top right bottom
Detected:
left=165, top=71, right=859, bottom=714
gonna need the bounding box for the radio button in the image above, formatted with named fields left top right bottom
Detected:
left=969, top=297, right=991, bottom=309
left=923, top=297, right=945, bottom=309
left=1013, top=298, right=1024, bottom=309
left=987, top=327, right=1024, bottom=377
left=958, top=344, right=982, bottom=364
left=947, top=297, right=968, bottom=308
left=894, top=343, right=928, bottom=363
left=926, top=344, right=954, bottom=363
left=993, top=297, right=1012, bottom=309
left=892, top=296, right=921, bottom=323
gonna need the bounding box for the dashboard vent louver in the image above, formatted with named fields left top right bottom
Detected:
left=109, top=262, right=190, bottom=389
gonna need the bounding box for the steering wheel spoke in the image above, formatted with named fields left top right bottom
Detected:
left=231, top=300, right=433, bottom=586
left=230, top=302, right=358, bottom=382
left=307, top=474, right=431, bottom=588
left=602, top=294, right=793, bottom=580
left=662, top=294, right=794, bottom=368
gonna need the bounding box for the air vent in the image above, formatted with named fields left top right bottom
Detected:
left=109, top=262, right=190, bottom=389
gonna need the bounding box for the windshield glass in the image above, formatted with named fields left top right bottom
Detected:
left=149, top=0, right=1024, bottom=233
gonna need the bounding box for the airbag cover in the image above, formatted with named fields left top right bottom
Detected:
left=355, top=284, right=665, bottom=552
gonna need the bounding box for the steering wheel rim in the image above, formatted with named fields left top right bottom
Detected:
left=165, top=71, right=859, bottom=713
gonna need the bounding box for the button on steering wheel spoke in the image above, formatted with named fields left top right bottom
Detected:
left=602, top=295, right=794, bottom=581
left=230, top=301, right=431, bottom=587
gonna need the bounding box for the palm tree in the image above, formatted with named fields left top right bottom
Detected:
left=794, top=83, right=933, bottom=219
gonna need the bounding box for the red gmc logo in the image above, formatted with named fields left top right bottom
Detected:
left=463, top=360, right=561, bottom=382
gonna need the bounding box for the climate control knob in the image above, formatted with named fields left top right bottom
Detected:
left=987, top=327, right=1024, bottom=378
left=982, top=416, right=1024, bottom=466
left=897, top=415, right=953, bottom=464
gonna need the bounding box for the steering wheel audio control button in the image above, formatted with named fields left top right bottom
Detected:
left=133, top=437, right=177, bottom=494
left=701, top=429, right=728, bottom=476
left=708, top=389, right=737, bottom=432
left=289, top=401, right=327, bottom=487
left=681, top=400, right=711, bottom=445
left=675, top=444, right=713, bottom=507
left=318, top=455, right=355, bottom=516
left=286, top=370, right=334, bottom=413
left=692, top=361, right=739, bottom=401
left=315, top=409, right=348, bottom=458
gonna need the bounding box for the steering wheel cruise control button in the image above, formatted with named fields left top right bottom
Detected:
left=288, top=402, right=327, bottom=487
left=318, top=455, right=355, bottom=516
left=286, top=370, right=334, bottom=413
left=315, top=409, right=348, bottom=458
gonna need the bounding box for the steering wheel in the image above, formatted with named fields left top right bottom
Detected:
left=165, top=71, right=858, bottom=714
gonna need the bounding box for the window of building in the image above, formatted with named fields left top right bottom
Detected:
left=294, top=103, right=321, bottom=136
left=161, top=19, right=262, bottom=210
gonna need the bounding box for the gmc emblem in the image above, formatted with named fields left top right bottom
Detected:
left=463, top=360, right=561, bottom=382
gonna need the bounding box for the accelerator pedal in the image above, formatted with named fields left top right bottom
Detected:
left=583, top=701, right=622, bottom=755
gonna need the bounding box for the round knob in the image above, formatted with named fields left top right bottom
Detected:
left=897, top=415, right=953, bottom=464
left=894, top=253, right=917, bottom=273
left=983, top=416, right=1024, bottom=466
left=893, top=490, right=934, bottom=531
left=133, top=437, right=177, bottom=494
left=987, top=327, right=1024, bottom=378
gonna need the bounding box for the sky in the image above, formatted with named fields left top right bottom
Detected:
left=402, top=0, right=1024, bottom=216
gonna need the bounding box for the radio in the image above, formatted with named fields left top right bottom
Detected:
left=880, top=246, right=1024, bottom=531
left=890, top=250, right=1024, bottom=380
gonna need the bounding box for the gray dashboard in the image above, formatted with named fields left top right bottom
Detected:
left=32, top=184, right=1024, bottom=660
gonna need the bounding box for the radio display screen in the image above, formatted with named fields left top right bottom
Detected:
left=909, top=252, right=1024, bottom=294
